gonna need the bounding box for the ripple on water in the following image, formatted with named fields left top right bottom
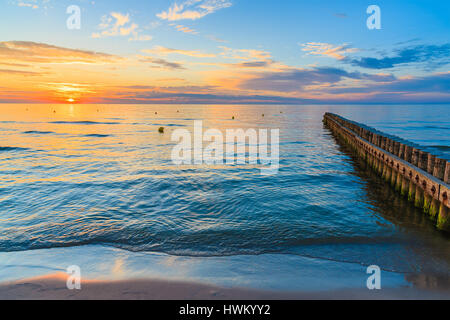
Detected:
left=0, top=104, right=449, bottom=277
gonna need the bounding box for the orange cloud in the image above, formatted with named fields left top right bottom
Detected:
left=92, top=12, right=152, bottom=41
left=143, top=46, right=216, bottom=58
left=219, top=46, right=272, bottom=61
left=157, top=0, right=232, bottom=21
left=0, top=41, right=122, bottom=64
left=171, top=24, right=199, bottom=35
left=301, top=42, right=358, bottom=60
left=0, top=68, right=40, bottom=76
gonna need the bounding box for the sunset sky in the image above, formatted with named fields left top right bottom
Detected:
left=0, top=0, right=449, bottom=104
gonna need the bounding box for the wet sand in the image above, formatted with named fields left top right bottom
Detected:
left=1, top=273, right=450, bottom=300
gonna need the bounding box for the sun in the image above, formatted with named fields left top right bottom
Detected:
left=66, top=98, right=75, bottom=103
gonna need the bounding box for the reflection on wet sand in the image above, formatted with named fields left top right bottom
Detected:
left=2, top=273, right=450, bottom=300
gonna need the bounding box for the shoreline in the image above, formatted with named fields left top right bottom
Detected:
left=0, top=245, right=410, bottom=291
left=1, top=273, right=450, bottom=300
left=1, top=245, right=450, bottom=300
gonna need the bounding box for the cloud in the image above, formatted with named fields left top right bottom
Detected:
left=0, top=41, right=122, bottom=64
left=157, top=0, right=232, bottom=21
left=301, top=42, right=358, bottom=60
left=347, top=43, right=450, bottom=69
left=205, top=35, right=227, bottom=43
left=16, top=1, right=38, bottom=9
left=139, top=56, right=185, bottom=70
left=324, top=72, right=450, bottom=95
left=171, top=24, right=199, bottom=34
left=143, top=46, right=215, bottom=58
left=231, top=60, right=274, bottom=68
left=130, top=34, right=153, bottom=42
left=93, top=91, right=312, bottom=105
left=14, top=0, right=48, bottom=9
left=316, top=72, right=450, bottom=103
left=334, top=13, right=348, bottom=18
left=119, top=84, right=217, bottom=93
left=93, top=75, right=450, bottom=104
left=38, top=82, right=98, bottom=101
left=219, top=46, right=272, bottom=60
left=95, top=84, right=312, bottom=104
left=92, top=12, right=152, bottom=41
left=0, top=68, right=40, bottom=76
left=394, top=38, right=421, bottom=46
left=0, top=62, right=29, bottom=67
left=0, top=92, right=49, bottom=103
left=239, top=67, right=396, bottom=92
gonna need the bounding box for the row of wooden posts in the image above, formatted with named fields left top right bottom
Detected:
left=323, top=112, right=450, bottom=232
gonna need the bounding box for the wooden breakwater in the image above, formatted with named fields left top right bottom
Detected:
left=323, top=113, right=450, bottom=232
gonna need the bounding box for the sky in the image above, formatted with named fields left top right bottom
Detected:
left=0, top=0, right=449, bottom=104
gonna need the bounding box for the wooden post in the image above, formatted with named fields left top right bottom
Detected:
left=395, top=169, right=403, bottom=192
left=380, top=136, right=387, bottom=150
left=391, top=164, right=398, bottom=187
left=415, top=175, right=424, bottom=208
left=388, top=138, right=395, bottom=154
left=411, top=148, right=420, bottom=166
left=408, top=173, right=417, bottom=203
left=437, top=192, right=449, bottom=231
left=393, top=141, right=400, bottom=156
left=433, top=158, right=446, bottom=180
left=403, top=145, right=413, bottom=163
left=427, top=154, right=436, bottom=175
left=401, top=173, right=410, bottom=198
left=398, top=143, right=406, bottom=159
left=430, top=198, right=441, bottom=219
left=445, top=161, right=450, bottom=184
left=418, top=151, right=429, bottom=171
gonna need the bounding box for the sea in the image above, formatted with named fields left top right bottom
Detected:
left=0, top=104, right=449, bottom=292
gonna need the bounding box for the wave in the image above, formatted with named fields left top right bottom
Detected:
left=23, top=130, right=55, bottom=135
left=280, top=141, right=307, bottom=146
left=428, top=145, right=450, bottom=151
left=0, top=146, right=28, bottom=152
left=152, top=123, right=187, bottom=127
left=22, top=131, right=111, bottom=138
left=423, top=125, right=450, bottom=130
left=0, top=234, right=410, bottom=260
left=83, top=134, right=110, bottom=138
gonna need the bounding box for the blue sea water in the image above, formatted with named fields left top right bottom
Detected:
left=0, top=104, right=449, bottom=290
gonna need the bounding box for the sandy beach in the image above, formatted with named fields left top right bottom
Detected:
left=1, top=273, right=450, bottom=300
